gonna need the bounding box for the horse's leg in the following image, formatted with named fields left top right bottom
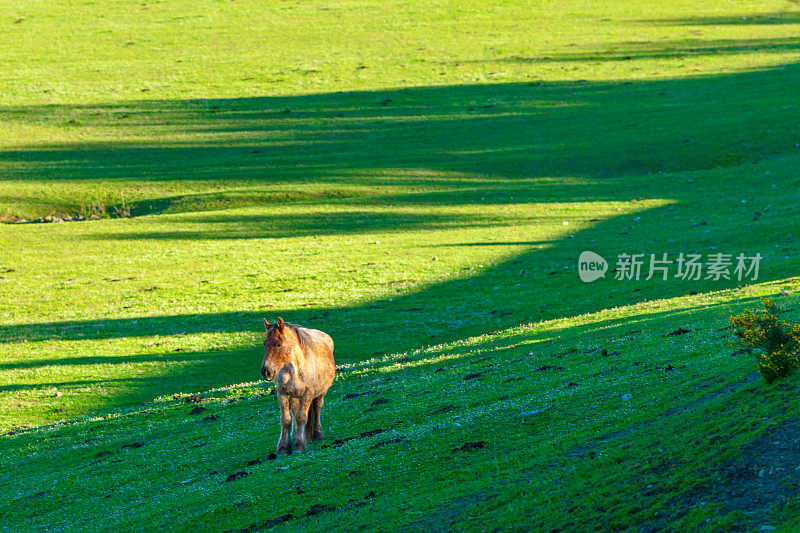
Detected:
left=276, top=393, right=291, bottom=454
left=291, top=394, right=312, bottom=452
left=305, top=400, right=317, bottom=443
left=288, top=397, right=298, bottom=452
left=311, top=396, right=324, bottom=441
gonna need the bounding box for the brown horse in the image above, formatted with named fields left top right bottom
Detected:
left=261, top=317, right=335, bottom=453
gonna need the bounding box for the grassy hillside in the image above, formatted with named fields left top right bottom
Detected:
left=3, top=0, right=800, bottom=530
left=2, top=0, right=800, bottom=218
left=2, top=0, right=800, bottom=430
left=2, top=283, right=799, bottom=532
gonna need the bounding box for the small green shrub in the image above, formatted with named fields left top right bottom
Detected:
left=730, top=297, right=800, bottom=383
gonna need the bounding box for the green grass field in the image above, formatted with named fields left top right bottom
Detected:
left=2, top=0, right=800, bottom=530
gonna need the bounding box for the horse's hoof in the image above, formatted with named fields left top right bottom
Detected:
left=276, top=445, right=289, bottom=455
left=312, top=431, right=323, bottom=441
left=292, top=441, right=307, bottom=452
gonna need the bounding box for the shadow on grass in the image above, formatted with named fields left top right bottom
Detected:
left=465, top=36, right=800, bottom=64
left=0, top=289, right=776, bottom=436
left=0, top=378, right=140, bottom=393
left=0, top=348, right=236, bottom=372
left=90, top=206, right=540, bottom=240
left=0, top=192, right=792, bottom=364
left=3, top=61, right=800, bottom=192
left=2, top=31, right=800, bottom=421
left=642, top=11, right=800, bottom=27
left=1, top=57, right=799, bottom=349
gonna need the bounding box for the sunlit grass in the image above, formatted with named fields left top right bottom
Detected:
left=2, top=0, right=800, bottom=527
left=1, top=281, right=798, bottom=531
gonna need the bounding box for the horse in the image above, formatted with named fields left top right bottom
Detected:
left=261, top=317, right=335, bottom=454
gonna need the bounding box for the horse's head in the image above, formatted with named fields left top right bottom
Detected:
left=261, top=317, right=291, bottom=381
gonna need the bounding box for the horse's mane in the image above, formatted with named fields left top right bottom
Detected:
left=289, top=324, right=317, bottom=357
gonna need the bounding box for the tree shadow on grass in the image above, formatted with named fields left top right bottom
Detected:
left=1, top=56, right=799, bottom=349
left=461, top=36, right=800, bottom=64
left=85, top=179, right=612, bottom=240
left=0, top=289, right=776, bottom=433
left=0, top=378, right=141, bottom=393
left=0, top=346, right=261, bottom=429
left=3, top=61, right=800, bottom=193
left=0, top=191, right=794, bottom=360
left=641, top=11, right=800, bottom=27
left=89, top=207, right=538, bottom=240
left=2, top=32, right=800, bottom=422
left=0, top=349, right=233, bottom=372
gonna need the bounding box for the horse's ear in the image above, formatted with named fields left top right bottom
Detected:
left=263, top=318, right=271, bottom=330
left=277, top=317, right=285, bottom=329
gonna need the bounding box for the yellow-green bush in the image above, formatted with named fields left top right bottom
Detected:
left=730, top=297, right=800, bottom=383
